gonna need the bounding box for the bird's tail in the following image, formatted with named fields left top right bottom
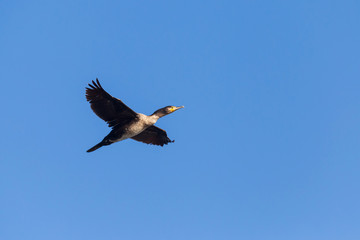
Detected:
left=87, top=142, right=105, bottom=152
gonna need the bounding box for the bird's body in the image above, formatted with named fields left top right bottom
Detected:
left=106, top=113, right=158, bottom=143
left=85, top=79, right=183, bottom=152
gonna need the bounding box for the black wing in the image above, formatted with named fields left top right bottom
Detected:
left=86, top=79, right=137, bottom=128
left=131, top=126, right=174, bottom=146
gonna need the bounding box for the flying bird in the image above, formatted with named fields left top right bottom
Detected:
left=85, top=79, right=184, bottom=152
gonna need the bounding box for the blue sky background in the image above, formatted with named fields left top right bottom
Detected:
left=1, top=0, right=360, bottom=239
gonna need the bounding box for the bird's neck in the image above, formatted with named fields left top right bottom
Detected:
left=151, top=112, right=166, bottom=119
left=148, top=114, right=160, bottom=123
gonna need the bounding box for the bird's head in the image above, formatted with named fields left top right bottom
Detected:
left=152, top=106, right=184, bottom=118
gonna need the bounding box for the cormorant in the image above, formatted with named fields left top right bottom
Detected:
left=85, top=79, right=184, bottom=152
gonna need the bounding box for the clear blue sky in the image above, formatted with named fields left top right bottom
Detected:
left=1, top=0, right=360, bottom=239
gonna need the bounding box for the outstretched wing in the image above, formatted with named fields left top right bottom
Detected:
left=86, top=79, right=138, bottom=128
left=131, top=126, right=174, bottom=146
